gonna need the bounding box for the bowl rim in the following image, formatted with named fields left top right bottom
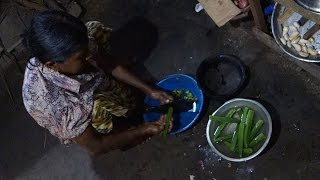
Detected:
left=144, top=74, right=205, bottom=134
left=206, top=98, right=272, bottom=162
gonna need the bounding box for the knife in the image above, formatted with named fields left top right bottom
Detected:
left=145, top=98, right=194, bottom=113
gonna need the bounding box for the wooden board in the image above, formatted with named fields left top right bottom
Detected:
left=298, top=17, right=309, bottom=26
left=198, top=0, right=241, bottom=27
left=248, top=0, right=268, bottom=32
left=275, top=0, right=320, bottom=25
left=278, top=8, right=294, bottom=24
left=303, top=24, right=320, bottom=39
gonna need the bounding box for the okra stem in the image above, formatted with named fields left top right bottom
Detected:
left=237, top=122, right=245, bottom=158
left=244, top=109, right=254, bottom=148
left=249, top=133, right=266, bottom=147
left=163, top=107, right=173, bottom=138
left=223, top=141, right=233, bottom=150
left=249, top=120, right=264, bottom=141
left=243, top=148, right=253, bottom=156
left=214, top=134, right=233, bottom=143
left=241, top=107, right=249, bottom=123
left=209, top=116, right=240, bottom=123
left=230, top=124, right=239, bottom=152
left=213, top=109, right=237, bottom=140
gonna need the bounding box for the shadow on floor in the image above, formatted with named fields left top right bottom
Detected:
left=110, top=17, right=159, bottom=83
left=249, top=98, right=282, bottom=156
left=0, top=98, right=60, bottom=178
left=0, top=64, right=60, bottom=178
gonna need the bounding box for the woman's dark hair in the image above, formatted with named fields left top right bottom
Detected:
left=23, top=10, right=88, bottom=63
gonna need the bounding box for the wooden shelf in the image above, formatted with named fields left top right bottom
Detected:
left=275, top=0, right=320, bottom=24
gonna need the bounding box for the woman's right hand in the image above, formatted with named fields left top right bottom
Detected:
left=119, top=115, right=173, bottom=151
left=72, top=115, right=173, bottom=155
left=141, top=115, right=173, bottom=136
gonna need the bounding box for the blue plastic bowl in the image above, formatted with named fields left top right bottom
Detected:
left=144, top=74, right=204, bottom=134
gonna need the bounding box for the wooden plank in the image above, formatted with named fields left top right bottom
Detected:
left=7, top=38, right=23, bottom=53
left=43, top=0, right=65, bottom=11
left=0, top=59, right=15, bottom=105
left=298, top=17, right=309, bottom=26
left=15, top=0, right=47, bottom=10
left=198, top=0, right=241, bottom=27
left=278, top=8, right=294, bottom=24
left=275, top=0, right=320, bottom=25
left=303, top=24, right=320, bottom=40
left=253, top=27, right=320, bottom=81
left=248, top=0, right=268, bottom=32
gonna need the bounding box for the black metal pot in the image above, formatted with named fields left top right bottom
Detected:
left=196, top=55, right=248, bottom=100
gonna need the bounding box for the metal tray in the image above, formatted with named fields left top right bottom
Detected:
left=271, top=3, right=320, bottom=62
left=294, top=0, right=320, bottom=14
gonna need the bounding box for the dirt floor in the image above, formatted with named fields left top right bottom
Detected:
left=1, top=0, right=320, bottom=179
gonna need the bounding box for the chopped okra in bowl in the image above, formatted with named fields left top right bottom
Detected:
left=206, top=98, right=272, bottom=162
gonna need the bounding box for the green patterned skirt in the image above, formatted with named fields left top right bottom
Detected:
left=86, top=21, right=136, bottom=133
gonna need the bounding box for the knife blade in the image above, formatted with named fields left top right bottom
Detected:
left=145, top=98, right=193, bottom=113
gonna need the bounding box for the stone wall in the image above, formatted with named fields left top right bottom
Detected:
left=0, top=0, right=83, bottom=71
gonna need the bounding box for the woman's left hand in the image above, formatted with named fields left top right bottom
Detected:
left=149, top=89, right=173, bottom=105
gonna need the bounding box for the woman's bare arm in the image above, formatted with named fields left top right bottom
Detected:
left=94, top=54, right=172, bottom=104
left=72, top=116, right=167, bottom=155
left=111, top=65, right=153, bottom=94
left=111, top=65, right=173, bottom=104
